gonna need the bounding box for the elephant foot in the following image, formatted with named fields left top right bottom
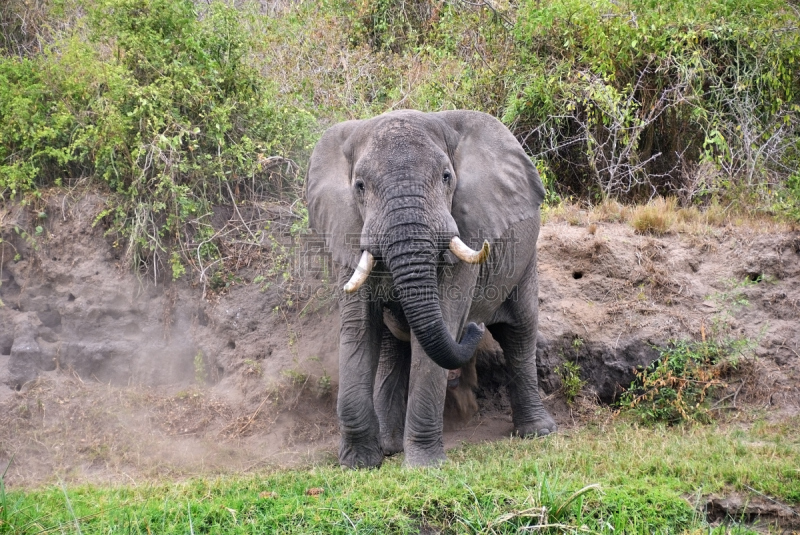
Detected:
left=339, top=438, right=384, bottom=469
left=380, top=432, right=404, bottom=457
left=402, top=442, right=446, bottom=468
left=515, top=412, right=558, bottom=438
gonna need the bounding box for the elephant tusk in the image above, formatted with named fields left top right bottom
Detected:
left=449, top=236, right=490, bottom=264
left=343, top=250, right=375, bottom=293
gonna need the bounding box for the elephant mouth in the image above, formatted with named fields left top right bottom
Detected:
left=342, top=236, right=490, bottom=293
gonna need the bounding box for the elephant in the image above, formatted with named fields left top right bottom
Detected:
left=306, top=109, right=556, bottom=468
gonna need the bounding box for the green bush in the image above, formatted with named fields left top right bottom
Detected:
left=0, top=57, right=60, bottom=197
left=2, top=0, right=799, bottom=280
left=774, top=171, right=800, bottom=223
left=1, top=0, right=315, bottom=277
left=556, top=360, right=586, bottom=405
left=619, top=340, right=736, bottom=425
left=505, top=0, right=800, bottom=202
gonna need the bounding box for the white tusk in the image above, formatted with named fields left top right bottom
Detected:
left=343, top=250, right=375, bottom=293
left=449, top=236, right=490, bottom=264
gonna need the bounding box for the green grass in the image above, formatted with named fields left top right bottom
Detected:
left=3, top=420, right=798, bottom=534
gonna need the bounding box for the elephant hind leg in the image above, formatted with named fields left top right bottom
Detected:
left=488, top=320, right=556, bottom=437
left=374, top=324, right=411, bottom=456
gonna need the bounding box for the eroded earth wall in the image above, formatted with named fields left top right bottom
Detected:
left=1, top=195, right=799, bottom=411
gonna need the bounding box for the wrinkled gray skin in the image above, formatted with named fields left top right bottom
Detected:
left=306, top=110, right=557, bottom=468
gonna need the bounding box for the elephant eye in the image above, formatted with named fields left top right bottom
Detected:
left=355, top=179, right=365, bottom=193
left=442, top=170, right=452, bottom=185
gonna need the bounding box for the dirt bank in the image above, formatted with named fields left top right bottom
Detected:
left=1, top=194, right=798, bottom=487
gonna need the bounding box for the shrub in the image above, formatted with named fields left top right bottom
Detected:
left=0, top=0, right=316, bottom=279
left=619, top=340, right=735, bottom=425
left=555, top=360, right=586, bottom=405
left=0, top=0, right=56, bottom=56
left=774, top=171, right=800, bottom=223
left=2, top=0, right=799, bottom=281
left=505, top=0, right=800, bottom=202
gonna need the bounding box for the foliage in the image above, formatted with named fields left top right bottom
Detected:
left=3, top=421, right=799, bottom=533
left=315, top=370, right=332, bottom=398
left=505, top=0, right=800, bottom=203
left=0, top=0, right=60, bottom=57
left=0, top=0, right=315, bottom=280
left=773, top=170, right=800, bottom=223
left=620, top=271, right=765, bottom=425
left=1, top=0, right=799, bottom=280
left=345, top=0, right=440, bottom=52
left=619, top=340, right=732, bottom=425
left=555, top=360, right=586, bottom=405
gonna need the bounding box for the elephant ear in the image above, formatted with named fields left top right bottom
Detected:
left=433, top=111, right=545, bottom=246
left=306, top=119, right=365, bottom=270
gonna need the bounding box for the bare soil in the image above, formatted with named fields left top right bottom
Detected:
left=1, top=194, right=798, bottom=488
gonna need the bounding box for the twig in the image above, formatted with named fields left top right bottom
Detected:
left=519, top=523, right=576, bottom=531
left=236, top=394, right=271, bottom=436
left=60, top=481, right=83, bottom=535
left=458, top=0, right=514, bottom=28
left=777, top=344, right=800, bottom=359
left=188, top=502, right=195, bottom=535
left=710, top=379, right=744, bottom=410
left=225, top=181, right=259, bottom=243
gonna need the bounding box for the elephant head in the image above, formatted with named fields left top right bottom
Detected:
left=307, top=110, right=545, bottom=370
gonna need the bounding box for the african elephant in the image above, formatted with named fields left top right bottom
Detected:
left=306, top=109, right=556, bottom=468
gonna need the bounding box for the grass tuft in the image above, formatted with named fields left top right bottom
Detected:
left=630, top=198, right=678, bottom=236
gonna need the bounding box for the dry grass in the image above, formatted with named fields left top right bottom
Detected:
left=629, top=197, right=677, bottom=236
left=250, top=2, right=513, bottom=121
left=543, top=196, right=795, bottom=235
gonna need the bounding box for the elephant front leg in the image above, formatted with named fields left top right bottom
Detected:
left=403, top=336, right=449, bottom=467
left=337, top=272, right=383, bottom=468
left=373, top=324, right=411, bottom=456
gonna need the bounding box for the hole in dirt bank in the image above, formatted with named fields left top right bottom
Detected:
left=1, top=344, right=11, bottom=356
left=37, top=309, right=62, bottom=329
left=68, top=293, right=76, bottom=301
left=745, top=272, right=763, bottom=283
left=572, top=271, right=584, bottom=280
left=228, top=340, right=236, bottom=349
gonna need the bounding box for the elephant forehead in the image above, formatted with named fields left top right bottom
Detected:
left=362, top=115, right=449, bottom=158
left=369, top=130, right=435, bottom=158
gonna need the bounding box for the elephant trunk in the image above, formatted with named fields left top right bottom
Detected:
left=383, top=221, right=483, bottom=370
